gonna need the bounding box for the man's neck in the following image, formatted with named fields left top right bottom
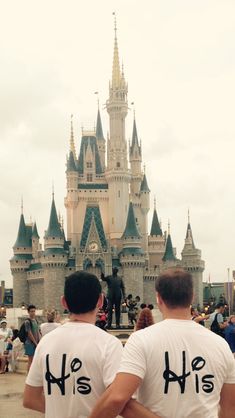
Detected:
left=69, top=311, right=96, bottom=324
left=162, top=308, right=191, bottom=320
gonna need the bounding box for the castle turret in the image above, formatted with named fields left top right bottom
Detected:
left=96, top=107, right=106, bottom=171
left=106, top=17, right=130, bottom=241
left=140, top=172, right=150, bottom=254
left=162, top=223, right=179, bottom=270
left=130, top=117, right=142, bottom=195
left=32, top=221, right=40, bottom=258
left=42, top=195, right=67, bottom=311
left=120, top=202, right=145, bottom=299
left=181, top=212, right=205, bottom=307
left=10, top=210, right=32, bottom=307
left=148, top=198, right=165, bottom=271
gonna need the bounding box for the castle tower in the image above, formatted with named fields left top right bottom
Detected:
left=41, top=195, right=67, bottom=311
left=181, top=212, right=205, bottom=307
left=130, top=117, right=142, bottom=195
left=148, top=198, right=165, bottom=271
left=106, top=17, right=131, bottom=241
left=65, top=117, right=79, bottom=248
left=10, top=209, right=32, bottom=307
left=120, top=202, right=145, bottom=300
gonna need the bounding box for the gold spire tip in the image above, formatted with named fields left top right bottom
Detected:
left=94, top=91, right=99, bottom=108
left=52, top=181, right=54, bottom=199
left=113, top=12, right=117, bottom=39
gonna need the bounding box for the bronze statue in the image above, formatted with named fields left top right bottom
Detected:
left=101, top=267, right=125, bottom=329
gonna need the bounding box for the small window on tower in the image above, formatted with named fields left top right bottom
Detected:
left=117, top=162, right=120, bottom=168
left=87, top=162, right=92, bottom=168
left=118, top=190, right=120, bottom=198
left=87, top=174, right=93, bottom=182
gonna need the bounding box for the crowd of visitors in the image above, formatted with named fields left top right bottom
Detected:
left=1, top=267, right=235, bottom=417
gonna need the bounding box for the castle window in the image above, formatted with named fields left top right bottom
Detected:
left=117, top=162, right=120, bottom=168
left=112, top=217, right=114, bottom=225
left=118, top=190, right=120, bottom=197
left=87, top=174, right=93, bottom=182
left=87, top=162, right=92, bottom=168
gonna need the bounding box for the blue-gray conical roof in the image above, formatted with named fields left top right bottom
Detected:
left=122, top=202, right=141, bottom=239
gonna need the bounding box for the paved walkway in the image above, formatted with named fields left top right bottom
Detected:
left=0, top=372, right=44, bottom=418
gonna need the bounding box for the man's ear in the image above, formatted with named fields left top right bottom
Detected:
left=156, top=292, right=162, bottom=307
left=61, top=295, right=68, bottom=310
left=97, top=293, right=104, bottom=309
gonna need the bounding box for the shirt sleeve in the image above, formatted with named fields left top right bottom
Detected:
left=102, top=338, right=123, bottom=388
left=24, top=319, right=31, bottom=332
left=217, top=313, right=224, bottom=324
left=26, top=345, right=43, bottom=387
left=118, top=332, right=147, bottom=380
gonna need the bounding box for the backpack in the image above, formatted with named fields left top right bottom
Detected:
left=18, top=319, right=32, bottom=343
left=210, top=313, right=224, bottom=337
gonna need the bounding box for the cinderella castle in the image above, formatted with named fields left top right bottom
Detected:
left=10, top=22, right=205, bottom=312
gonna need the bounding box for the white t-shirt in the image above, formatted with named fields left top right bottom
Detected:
left=118, top=319, right=235, bottom=418
left=40, top=322, right=61, bottom=337
left=26, top=322, right=123, bottom=418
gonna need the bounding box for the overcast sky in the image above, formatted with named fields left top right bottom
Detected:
left=1, top=0, right=234, bottom=287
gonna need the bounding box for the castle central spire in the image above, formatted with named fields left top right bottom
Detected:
left=112, top=13, right=121, bottom=88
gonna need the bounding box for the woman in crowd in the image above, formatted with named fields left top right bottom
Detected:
left=135, top=307, right=154, bottom=331
left=0, top=319, right=13, bottom=373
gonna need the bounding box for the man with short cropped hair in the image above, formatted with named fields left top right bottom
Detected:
left=23, top=271, right=158, bottom=418
left=89, top=269, right=235, bottom=418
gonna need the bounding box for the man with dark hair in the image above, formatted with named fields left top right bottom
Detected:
left=24, top=304, right=40, bottom=371
left=209, top=302, right=228, bottom=337
left=89, top=268, right=235, bottom=418
left=101, top=267, right=125, bottom=328
left=23, top=271, right=157, bottom=418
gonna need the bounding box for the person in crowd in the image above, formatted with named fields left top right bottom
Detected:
left=0, top=319, right=13, bottom=373
left=225, top=315, right=235, bottom=357
left=135, top=307, right=154, bottom=331
left=95, top=307, right=107, bottom=331
left=134, top=296, right=141, bottom=317
left=209, top=302, right=228, bottom=337
left=88, top=269, right=235, bottom=418
left=5, top=328, right=19, bottom=372
left=101, top=267, right=125, bottom=328
left=24, top=304, right=41, bottom=371
left=191, top=306, right=209, bottom=326
left=23, top=270, right=157, bottom=418
left=40, top=310, right=61, bottom=337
